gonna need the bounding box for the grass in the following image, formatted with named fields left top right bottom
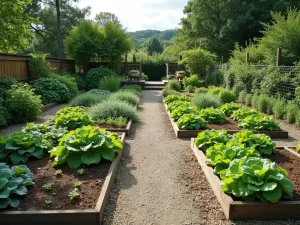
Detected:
left=70, top=93, right=107, bottom=107
left=193, top=93, right=221, bottom=109
left=99, top=76, right=121, bottom=92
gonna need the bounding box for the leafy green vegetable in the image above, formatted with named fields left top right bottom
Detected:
left=206, top=143, right=260, bottom=174
left=238, top=115, right=281, bottom=131
left=220, top=157, right=294, bottom=203
left=199, top=108, right=226, bottom=123
left=194, top=130, right=231, bottom=153
left=167, top=100, right=192, bottom=113
left=0, top=163, right=34, bottom=209
left=0, top=132, right=52, bottom=164
left=164, top=95, right=191, bottom=104
left=231, top=108, right=261, bottom=121
left=50, top=126, right=123, bottom=169
left=220, top=103, right=241, bottom=116
left=232, top=130, right=276, bottom=155
left=177, top=113, right=207, bottom=130
left=171, top=105, right=199, bottom=121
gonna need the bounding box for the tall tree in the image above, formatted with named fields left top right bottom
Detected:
left=95, top=12, right=121, bottom=27
left=145, top=37, right=164, bottom=55
left=0, top=0, right=35, bottom=53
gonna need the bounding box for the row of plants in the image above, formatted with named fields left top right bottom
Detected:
left=193, top=130, right=294, bottom=203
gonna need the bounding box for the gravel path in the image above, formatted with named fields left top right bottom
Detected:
left=103, top=90, right=300, bottom=225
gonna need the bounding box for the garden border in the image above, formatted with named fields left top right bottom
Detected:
left=0, top=133, right=126, bottom=225
left=162, top=98, right=288, bottom=139
left=191, top=139, right=300, bottom=220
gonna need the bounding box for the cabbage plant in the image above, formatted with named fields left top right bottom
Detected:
left=177, top=113, right=206, bottom=130
left=199, top=108, right=226, bottom=123
left=167, top=100, right=192, bottom=113
left=238, top=115, right=281, bottom=131
left=171, top=105, right=199, bottom=121
left=231, top=108, right=261, bottom=121
left=220, top=103, right=241, bottom=116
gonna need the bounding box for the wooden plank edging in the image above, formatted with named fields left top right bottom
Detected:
left=105, top=120, right=132, bottom=136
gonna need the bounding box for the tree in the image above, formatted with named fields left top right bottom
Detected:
left=0, top=0, right=35, bottom=53
left=145, top=37, right=164, bottom=55
left=95, top=12, right=121, bottom=27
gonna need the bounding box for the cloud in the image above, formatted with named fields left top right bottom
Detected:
left=77, top=0, right=187, bottom=31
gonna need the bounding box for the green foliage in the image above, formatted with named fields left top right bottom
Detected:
left=183, top=75, right=201, bottom=89
left=85, top=68, right=118, bottom=90
left=296, top=111, right=300, bottom=126
left=162, top=88, right=180, bottom=97
left=87, top=89, right=111, bottom=96
left=70, top=93, right=107, bottom=107
left=257, top=95, right=275, bottom=114
left=185, top=85, right=195, bottom=93
left=199, top=108, right=226, bottom=123
left=120, top=85, right=141, bottom=96
left=69, top=188, right=80, bottom=200
left=176, top=113, right=206, bottom=130
left=29, top=53, right=53, bottom=78
left=164, top=95, right=191, bottom=105
left=238, top=91, right=247, bottom=103
left=193, top=93, right=220, bottom=109
left=145, top=37, right=164, bottom=55
left=60, top=72, right=86, bottom=91
left=167, top=101, right=192, bottom=113
left=50, top=126, right=122, bottom=168
left=220, top=157, right=293, bottom=203
left=238, top=115, right=281, bottom=131
left=77, top=168, right=85, bottom=175
left=273, top=98, right=287, bottom=119
left=54, top=75, right=78, bottom=99
left=194, top=130, right=231, bottom=153
left=0, top=131, right=52, bottom=164
left=5, top=84, right=42, bottom=122
left=205, top=70, right=224, bottom=87
left=167, top=80, right=181, bottom=91
left=220, top=103, right=241, bottom=116
left=141, top=73, right=149, bottom=81
left=109, top=92, right=139, bottom=106
left=295, top=87, right=300, bottom=107
left=0, top=107, right=9, bottom=127
left=231, top=108, right=260, bottom=121
left=0, top=164, right=34, bottom=209
left=206, top=143, right=260, bottom=174
left=31, top=77, right=72, bottom=104
left=208, top=87, right=224, bottom=96
left=97, top=116, right=128, bottom=128
left=232, top=130, right=276, bottom=155
left=218, top=89, right=237, bottom=104
left=171, top=105, right=199, bottom=121
left=286, top=102, right=298, bottom=123
left=244, top=94, right=253, bottom=106
left=179, top=49, right=216, bottom=76
left=95, top=12, right=121, bottom=27
left=99, top=76, right=121, bottom=92
left=88, top=100, right=139, bottom=122
left=195, top=87, right=208, bottom=94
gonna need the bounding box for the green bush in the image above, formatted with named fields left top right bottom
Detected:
left=99, top=76, right=121, bottom=92
left=257, top=95, right=273, bottom=114
left=195, top=87, right=208, bottom=94
left=286, top=102, right=298, bottom=124
left=5, top=84, right=42, bottom=122
left=273, top=98, right=286, bottom=119
left=208, top=86, right=224, bottom=96
left=141, top=73, right=149, bottom=81
left=232, top=82, right=246, bottom=96
left=295, top=87, right=300, bottom=107
left=185, top=85, right=195, bottom=93
left=244, top=94, right=253, bottom=106
left=0, top=106, right=9, bottom=127
left=183, top=75, right=201, bottom=89
left=167, top=80, right=181, bottom=91
left=60, top=71, right=86, bottom=90
left=31, top=77, right=72, bottom=104
left=251, top=93, right=260, bottom=109
left=88, top=100, right=139, bottom=122
left=218, top=89, right=237, bottom=104
left=231, top=108, right=261, bottom=121
left=85, top=68, right=118, bottom=90
left=29, top=53, right=53, bottom=78
left=162, top=88, right=180, bottom=97
left=193, top=93, right=220, bottom=109
left=296, top=111, right=300, bottom=126
left=54, top=75, right=78, bottom=98
left=205, top=70, right=224, bottom=86
left=70, top=93, right=107, bottom=107
left=109, top=91, right=139, bottom=106
left=238, top=90, right=247, bottom=103
left=87, top=89, right=111, bottom=96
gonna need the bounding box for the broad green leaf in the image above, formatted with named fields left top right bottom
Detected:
left=0, top=178, right=8, bottom=189
left=9, top=198, right=20, bottom=208
left=263, top=186, right=282, bottom=203
left=0, top=198, right=10, bottom=209
left=12, top=185, right=27, bottom=195
left=67, top=154, right=82, bottom=169
left=99, top=148, right=115, bottom=161
left=10, top=153, right=28, bottom=164
left=81, top=150, right=101, bottom=165
left=0, top=189, right=10, bottom=198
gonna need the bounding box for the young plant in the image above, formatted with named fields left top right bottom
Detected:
left=77, top=168, right=85, bottom=175
left=286, top=102, right=298, bottom=124
left=55, top=169, right=63, bottom=176
left=220, top=103, right=241, bottom=116
left=238, top=115, right=281, bottom=131
left=44, top=199, right=52, bottom=206
left=199, top=108, right=226, bottom=123
left=176, top=113, right=207, bottom=130
left=69, top=188, right=80, bottom=200
left=273, top=98, right=286, bottom=119
left=43, top=182, right=54, bottom=192
left=74, top=180, right=81, bottom=188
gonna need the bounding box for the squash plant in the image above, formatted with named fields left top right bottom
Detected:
left=220, top=103, right=241, bottom=116
left=50, top=126, right=123, bottom=169
left=171, top=105, right=199, bottom=121
left=231, top=108, right=261, bottom=121
left=238, top=115, right=281, bottom=131
left=176, top=113, right=206, bottom=130
left=220, top=157, right=294, bottom=203
left=199, top=108, right=226, bottom=123
left=0, top=163, right=34, bottom=209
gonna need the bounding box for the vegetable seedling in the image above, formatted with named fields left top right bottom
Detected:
left=43, top=182, right=54, bottom=192
left=74, top=180, right=81, bottom=188
left=44, top=199, right=52, bottom=206
left=69, top=188, right=80, bottom=200
left=77, top=168, right=85, bottom=175
left=55, top=169, right=62, bottom=176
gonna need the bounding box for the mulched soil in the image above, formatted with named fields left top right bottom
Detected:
left=206, top=117, right=239, bottom=130
left=11, top=156, right=110, bottom=211
left=96, top=122, right=126, bottom=129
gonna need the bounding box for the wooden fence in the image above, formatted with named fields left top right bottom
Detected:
left=0, top=53, right=75, bottom=81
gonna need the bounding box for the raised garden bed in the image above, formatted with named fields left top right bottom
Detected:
left=191, top=139, right=300, bottom=220
left=163, top=101, right=288, bottom=138
left=97, top=119, right=133, bottom=136
left=0, top=133, right=126, bottom=225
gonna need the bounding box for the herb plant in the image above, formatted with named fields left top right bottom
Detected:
left=176, top=113, right=207, bottom=130
left=238, top=115, right=281, bottom=131
left=199, top=108, right=226, bottom=123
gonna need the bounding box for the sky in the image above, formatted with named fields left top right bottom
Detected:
left=77, top=0, right=188, bottom=32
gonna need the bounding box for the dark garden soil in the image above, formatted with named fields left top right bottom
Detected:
left=206, top=117, right=239, bottom=130
left=11, top=157, right=110, bottom=211
left=96, top=123, right=126, bottom=129
left=266, top=148, right=300, bottom=201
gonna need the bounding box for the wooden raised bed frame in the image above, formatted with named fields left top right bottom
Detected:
left=104, top=119, right=133, bottom=136
left=191, top=139, right=300, bottom=220
left=162, top=100, right=289, bottom=139
left=0, top=133, right=126, bottom=225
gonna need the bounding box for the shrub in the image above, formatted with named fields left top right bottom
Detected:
left=286, top=102, right=298, bottom=124
left=109, top=92, right=139, bottom=106
left=296, top=111, right=300, bottom=126
left=167, top=80, right=181, bottom=91
left=162, top=88, right=180, bottom=97
left=244, top=94, right=253, bottom=106
left=273, top=98, right=286, bottom=119
left=205, top=70, right=224, bottom=87
left=30, top=77, right=71, bottom=104
left=232, top=82, right=246, bottom=96
left=185, top=85, right=195, bottom=93
left=295, top=87, right=300, bottom=107
left=99, top=76, right=121, bottom=92
left=176, top=113, right=206, bottom=130
left=208, top=86, right=224, bottom=96
left=0, top=106, right=9, bottom=127
left=218, top=89, right=237, bottom=104
left=238, top=90, right=247, bottom=103
left=70, top=93, right=107, bottom=107
left=193, top=93, right=220, bottom=109
left=199, top=108, right=226, bottom=123
left=88, top=100, right=139, bottom=122
left=60, top=72, right=86, bottom=90
left=85, top=68, right=118, bottom=90
left=183, top=75, right=201, bottom=89
left=141, top=73, right=149, bottom=81
left=87, top=89, right=111, bottom=96
left=29, top=53, right=53, bottom=78
left=54, top=75, right=78, bottom=98
left=220, top=103, right=241, bottom=116
left=5, top=84, right=42, bottom=122
left=50, top=126, right=122, bottom=168
left=251, top=93, right=260, bottom=109
left=257, top=95, right=269, bottom=114
left=195, top=87, right=208, bottom=94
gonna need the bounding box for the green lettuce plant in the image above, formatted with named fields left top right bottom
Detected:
left=50, top=126, right=123, bottom=169
left=171, top=105, right=199, bottom=121
left=199, top=108, right=226, bottom=123
left=194, top=130, right=231, bottom=153
left=220, top=103, right=241, bottom=116
left=164, top=95, right=191, bottom=104
left=231, top=108, right=260, bottom=121
left=176, top=113, right=207, bottom=130
left=220, top=157, right=294, bottom=203
left=0, top=131, right=52, bottom=164
left=238, top=115, right=281, bottom=131
left=167, top=100, right=193, bottom=113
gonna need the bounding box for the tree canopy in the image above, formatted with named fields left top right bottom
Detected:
left=145, top=37, right=164, bottom=56
left=95, top=12, right=121, bottom=27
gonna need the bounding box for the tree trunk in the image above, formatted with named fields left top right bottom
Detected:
left=55, top=0, right=63, bottom=58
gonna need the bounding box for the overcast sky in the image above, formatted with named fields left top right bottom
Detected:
left=77, top=0, right=188, bottom=32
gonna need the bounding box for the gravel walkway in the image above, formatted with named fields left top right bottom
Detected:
left=103, top=90, right=300, bottom=225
